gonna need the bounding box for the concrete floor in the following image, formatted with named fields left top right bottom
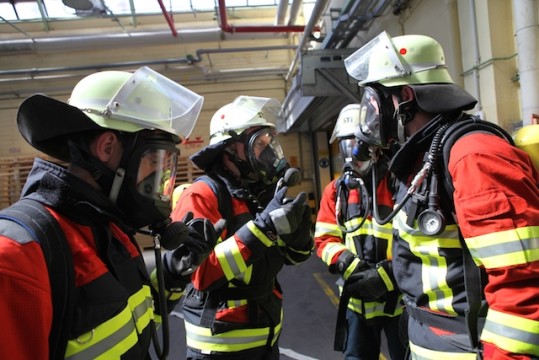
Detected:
left=144, top=251, right=390, bottom=360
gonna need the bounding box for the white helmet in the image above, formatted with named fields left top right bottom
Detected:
left=329, top=104, right=361, bottom=144
left=209, top=96, right=282, bottom=145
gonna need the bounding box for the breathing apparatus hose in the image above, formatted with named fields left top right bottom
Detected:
left=151, top=233, right=170, bottom=360
left=335, top=173, right=371, bottom=233
left=372, top=119, right=454, bottom=226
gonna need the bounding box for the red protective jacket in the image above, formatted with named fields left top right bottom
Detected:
left=393, top=131, right=539, bottom=359
left=0, top=159, right=155, bottom=360
left=171, top=175, right=313, bottom=354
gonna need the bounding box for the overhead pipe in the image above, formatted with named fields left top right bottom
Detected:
left=287, top=0, right=302, bottom=26
left=275, top=0, right=289, bottom=25
left=0, top=45, right=296, bottom=78
left=217, top=0, right=312, bottom=33
left=512, top=0, right=539, bottom=125
left=157, top=0, right=177, bottom=37
left=285, top=0, right=331, bottom=81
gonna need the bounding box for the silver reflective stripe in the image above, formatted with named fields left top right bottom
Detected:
left=222, top=243, right=242, bottom=275
left=65, top=315, right=137, bottom=360
left=188, top=331, right=269, bottom=345
left=484, top=318, right=539, bottom=348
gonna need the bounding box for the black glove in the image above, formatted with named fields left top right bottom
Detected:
left=164, top=212, right=226, bottom=283
left=280, top=203, right=313, bottom=249
left=252, top=186, right=308, bottom=241
left=345, top=259, right=396, bottom=302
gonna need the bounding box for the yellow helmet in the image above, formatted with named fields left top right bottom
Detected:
left=344, top=31, right=453, bottom=87
left=513, top=124, right=539, bottom=171
left=18, top=66, right=204, bottom=161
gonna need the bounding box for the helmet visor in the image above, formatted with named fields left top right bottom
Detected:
left=344, top=31, right=410, bottom=85
left=246, top=128, right=287, bottom=182
left=106, top=66, right=203, bottom=140
left=136, top=148, right=178, bottom=203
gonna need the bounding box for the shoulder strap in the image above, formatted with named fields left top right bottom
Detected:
left=441, top=117, right=514, bottom=204
left=0, top=199, right=75, bottom=360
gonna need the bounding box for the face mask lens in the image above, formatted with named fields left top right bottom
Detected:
left=358, top=87, right=383, bottom=146
left=339, top=138, right=357, bottom=163
left=136, top=149, right=177, bottom=201
left=247, top=128, right=286, bottom=180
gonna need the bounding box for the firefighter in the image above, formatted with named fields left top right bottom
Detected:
left=0, top=67, right=218, bottom=359
left=344, top=31, right=539, bottom=359
left=314, top=104, right=405, bottom=360
left=170, top=95, right=314, bottom=359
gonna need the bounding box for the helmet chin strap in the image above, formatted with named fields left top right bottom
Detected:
left=108, top=168, right=126, bottom=203
left=68, top=139, right=117, bottom=194
left=394, top=98, right=418, bottom=143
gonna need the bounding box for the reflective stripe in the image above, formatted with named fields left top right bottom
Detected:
left=395, top=211, right=459, bottom=315
left=184, top=312, right=283, bottom=352
left=343, top=257, right=361, bottom=280
left=348, top=297, right=403, bottom=319
left=377, top=266, right=394, bottom=291
left=481, top=308, right=539, bottom=356
left=247, top=221, right=273, bottom=247
left=314, top=221, right=341, bottom=238
left=215, top=236, right=248, bottom=280
left=372, top=220, right=393, bottom=240
left=128, top=285, right=154, bottom=334
left=321, top=242, right=346, bottom=266
left=409, top=341, right=477, bottom=360
left=465, top=226, right=539, bottom=268
left=65, top=305, right=138, bottom=360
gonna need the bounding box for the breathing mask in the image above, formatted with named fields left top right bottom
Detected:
left=110, top=131, right=179, bottom=229
left=236, top=127, right=287, bottom=185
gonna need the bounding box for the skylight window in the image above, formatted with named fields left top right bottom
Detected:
left=0, top=0, right=283, bottom=22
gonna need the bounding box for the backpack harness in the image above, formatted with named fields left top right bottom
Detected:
left=0, top=198, right=75, bottom=360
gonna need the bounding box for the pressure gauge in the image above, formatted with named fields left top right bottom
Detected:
left=417, top=209, right=445, bottom=236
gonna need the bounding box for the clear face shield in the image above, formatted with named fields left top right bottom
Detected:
left=104, top=66, right=204, bottom=140
left=245, top=127, right=287, bottom=184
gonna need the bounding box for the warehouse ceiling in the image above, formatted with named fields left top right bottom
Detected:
left=0, top=0, right=406, bottom=133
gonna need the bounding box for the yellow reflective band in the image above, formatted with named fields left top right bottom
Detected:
left=314, top=221, right=341, bottom=238
left=234, top=264, right=252, bottom=284
left=395, top=211, right=458, bottom=315
left=344, top=257, right=361, bottom=280
left=395, top=212, right=461, bottom=248
left=184, top=315, right=283, bottom=352
left=321, top=242, right=346, bottom=266
left=65, top=305, right=138, bottom=360
left=464, top=226, right=539, bottom=268
left=348, top=297, right=403, bottom=318
left=215, top=237, right=247, bottom=281
left=377, top=266, right=394, bottom=291
left=343, top=219, right=373, bottom=238
left=128, top=285, right=154, bottom=334
left=481, top=308, right=539, bottom=356
left=246, top=221, right=274, bottom=247
left=409, top=341, right=477, bottom=360
left=372, top=220, right=393, bottom=241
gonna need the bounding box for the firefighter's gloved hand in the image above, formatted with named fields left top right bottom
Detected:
left=253, top=186, right=308, bottom=241
left=345, top=260, right=396, bottom=302
left=279, top=203, right=313, bottom=249
left=164, top=213, right=226, bottom=282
